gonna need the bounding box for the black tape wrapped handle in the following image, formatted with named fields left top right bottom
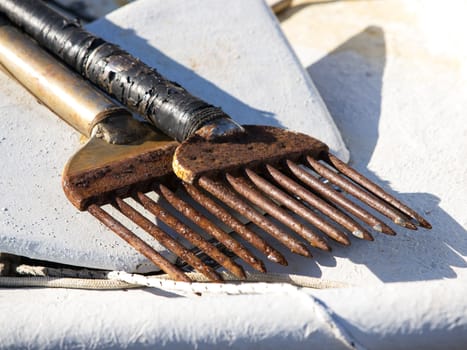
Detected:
left=0, top=0, right=231, bottom=142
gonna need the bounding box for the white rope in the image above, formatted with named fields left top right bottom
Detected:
left=108, top=271, right=301, bottom=296
left=153, top=271, right=350, bottom=289
left=0, top=276, right=139, bottom=290
left=0, top=271, right=350, bottom=296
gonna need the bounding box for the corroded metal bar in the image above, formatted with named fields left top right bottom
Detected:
left=266, top=164, right=373, bottom=241
left=136, top=191, right=246, bottom=279
left=307, top=156, right=417, bottom=230
left=325, top=153, right=431, bottom=229
left=287, top=160, right=396, bottom=235
left=156, top=184, right=266, bottom=273
left=113, top=197, right=222, bottom=282
left=226, top=173, right=331, bottom=251
left=245, top=168, right=351, bottom=245
left=87, top=204, right=190, bottom=282
left=198, top=176, right=312, bottom=257
left=183, top=183, right=288, bottom=265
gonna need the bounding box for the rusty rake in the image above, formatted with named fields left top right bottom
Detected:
left=0, top=2, right=431, bottom=281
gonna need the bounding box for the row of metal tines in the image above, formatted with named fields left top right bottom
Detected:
left=87, top=151, right=431, bottom=282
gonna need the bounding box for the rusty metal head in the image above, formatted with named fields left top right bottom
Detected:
left=173, top=125, right=329, bottom=183
left=62, top=122, right=178, bottom=211
left=172, top=125, right=431, bottom=260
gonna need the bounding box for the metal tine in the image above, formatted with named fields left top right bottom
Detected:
left=306, top=156, right=418, bottom=230
left=266, top=164, right=374, bottom=241
left=113, top=197, right=222, bottom=282
left=287, top=160, right=396, bottom=235
left=87, top=204, right=191, bottom=282
left=177, top=237, right=235, bottom=271
left=245, top=168, right=351, bottom=245
left=182, top=183, right=288, bottom=266
left=226, top=173, right=331, bottom=251
left=324, top=153, right=432, bottom=229
left=136, top=191, right=246, bottom=279
left=156, top=184, right=266, bottom=273
left=198, top=176, right=312, bottom=257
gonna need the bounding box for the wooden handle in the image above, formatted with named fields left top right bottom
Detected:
left=0, top=19, right=129, bottom=137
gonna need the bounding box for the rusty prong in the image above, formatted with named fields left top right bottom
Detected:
left=325, top=153, right=431, bottom=229
left=156, top=184, right=266, bottom=273
left=183, top=183, right=288, bottom=266
left=113, top=197, right=222, bottom=282
left=198, top=176, right=312, bottom=257
left=245, top=168, right=351, bottom=245
left=136, top=192, right=246, bottom=279
left=287, top=160, right=396, bottom=235
left=87, top=204, right=191, bottom=282
left=307, top=156, right=417, bottom=230
left=266, top=164, right=373, bottom=241
left=226, top=173, right=331, bottom=251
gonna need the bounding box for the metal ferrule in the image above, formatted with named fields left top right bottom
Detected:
left=195, top=117, right=245, bottom=140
